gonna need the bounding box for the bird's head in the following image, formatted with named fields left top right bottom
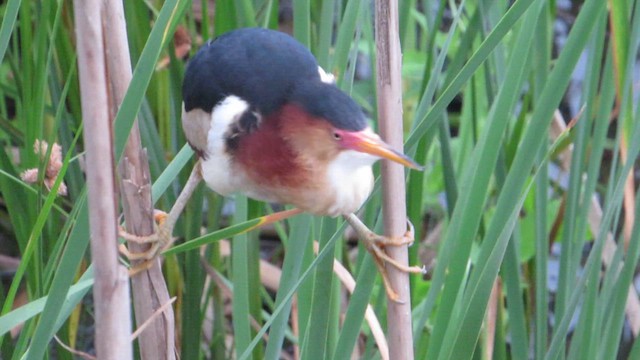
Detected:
left=281, top=81, right=423, bottom=172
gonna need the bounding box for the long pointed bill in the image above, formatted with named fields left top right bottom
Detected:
left=338, top=129, right=424, bottom=171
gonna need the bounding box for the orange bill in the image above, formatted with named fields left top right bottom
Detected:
left=338, top=129, right=424, bottom=171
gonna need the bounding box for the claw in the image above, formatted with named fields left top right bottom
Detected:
left=152, top=209, right=169, bottom=225
left=119, top=226, right=160, bottom=245
left=118, top=218, right=173, bottom=263
left=364, top=219, right=415, bottom=247
left=342, top=213, right=425, bottom=302
left=118, top=208, right=174, bottom=277
left=118, top=162, right=204, bottom=275
left=127, top=258, right=156, bottom=276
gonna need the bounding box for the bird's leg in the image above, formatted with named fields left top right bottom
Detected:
left=119, top=160, right=203, bottom=273
left=342, top=213, right=426, bottom=301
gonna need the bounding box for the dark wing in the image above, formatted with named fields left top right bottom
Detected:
left=182, top=28, right=321, bottom=115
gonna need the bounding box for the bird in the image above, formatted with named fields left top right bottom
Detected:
left=120, top=27, right=424, bottom=301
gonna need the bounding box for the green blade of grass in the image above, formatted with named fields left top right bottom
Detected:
left=0, top=120, right=81, bottom=324
left=412, top=4, right=536, bottom=337
left=213, top=1, right=237, bottom=36
left=532, top=3, right=552, bottom=358
left=231, top=196, right=255, bottom=358
left=238, top=221, right=348, bottom=360
left=546, top=114, right=640, bottom=359
left=0, top=0, right=21, bottom=63
left=162, top=216, right=269, bottom=255
left=300, top=217, right=338, bottom=360
left=439, top=0, right=606, bottom=357
left=315, top=0, right=335, bottom=68
left=293, top=0, right=310, bottom=47
left=422, top=1, right=544, bottom=356
left=237, top=0, right=257, bottom=27
left=445, top=111, right=580, bottom=360
left=596, top=1, right=640, bottom=355
left=534, top=151, right=550, bottom=360
left=331, top=254, right=378, bottom=360
left=113, top=0, right=188, bottom=163
left=328, top=0, right=362, bottom=77
left=264, top=214, right=312, bottom=360
left=495, top=159, right=530, bottom=360
left=0, top=278, right=88, bottom=338
left=151, top=144, right=193, bottom=203
left=404, top=0, right=536, bottom=152
left=23, top=194, right=90, bottom=360
left=560, top=10, right=609, bottom=359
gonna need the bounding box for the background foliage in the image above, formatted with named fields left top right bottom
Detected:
left=1, top=0, right=640, bottom=359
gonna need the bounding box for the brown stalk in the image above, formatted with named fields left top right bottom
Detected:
left=102, top=1, right=176, bottom=359
left=374, top=0, right=415, bottom=358
left=73, top=0, right=132, bottom=358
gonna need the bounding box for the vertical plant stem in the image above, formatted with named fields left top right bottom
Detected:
left=73, top=0, right=132, bottom=358
left=103, top=1, right=176, bottom=359
left=374, top=1, right=414, bottom=358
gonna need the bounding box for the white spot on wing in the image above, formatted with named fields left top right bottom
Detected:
left=318, top=66, right=335, bottom=84
left=199, top=95, right=250, bottom=196
left=325, top=150, right=377, bottom=216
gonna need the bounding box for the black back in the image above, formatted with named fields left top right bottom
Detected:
left=183, top=28, right=368, bottom=132
left=183, top=28, right=320, bottom=115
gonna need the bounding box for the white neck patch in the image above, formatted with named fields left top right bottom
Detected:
left=200, top=95, right=250, bottom=196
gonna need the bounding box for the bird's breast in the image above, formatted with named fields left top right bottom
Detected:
left=195, top=95, right=319, bottom=205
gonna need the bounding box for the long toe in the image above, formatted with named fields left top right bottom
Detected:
left=119, top=242, right=161, bottom=261
left=127, top=259, right=157, bottom=276
left=366, top=243, right=401, bottom=302
left=118, top=226, right=161, bottom=244
left=368, top=220, right=416, bottom=247
left=118, top=213, right=175, bottom=270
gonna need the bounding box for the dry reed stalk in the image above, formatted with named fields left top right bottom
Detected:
left=102, top=1, right=176, bottom=358
left=74, top=0, right=132, bottom=358
left=374, top=0, right=415, bottom=358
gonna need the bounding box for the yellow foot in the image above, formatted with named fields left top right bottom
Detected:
left=343, top=214, right=426, bottom=302
left=118, top=247, right=156, bottom=276
left=365, top=239, right=426, bottom=302
left=118, top=210, right=174, bottom=275
left=366, top=221, right=425, bottom=273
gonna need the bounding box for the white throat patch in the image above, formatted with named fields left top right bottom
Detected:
left=325, top=150, right=377, bottom=216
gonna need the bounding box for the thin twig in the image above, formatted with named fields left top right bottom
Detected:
left=131, top=297, right=178, bottom=341
left=54, top=335, right=97, bottom=360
